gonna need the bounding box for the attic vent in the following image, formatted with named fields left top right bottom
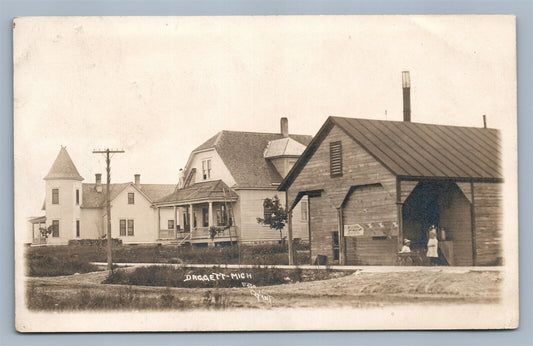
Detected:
left=330, top=141, right=343, bottom=177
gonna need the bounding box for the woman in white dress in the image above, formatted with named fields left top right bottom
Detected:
left=427, top=226, right=439, bottom=265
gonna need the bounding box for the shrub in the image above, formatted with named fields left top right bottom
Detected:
left=103, top=266, right=352, bottom=288
left=68, top=238, right=122, bottom=247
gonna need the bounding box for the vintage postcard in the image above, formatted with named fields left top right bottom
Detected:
left=14, top=15, right=518, bottom=332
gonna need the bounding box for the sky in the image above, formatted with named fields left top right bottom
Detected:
left=13, top=15, right=516, bottom=235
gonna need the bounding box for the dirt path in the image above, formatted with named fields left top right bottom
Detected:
left=26, top=268, right=501, bottom=310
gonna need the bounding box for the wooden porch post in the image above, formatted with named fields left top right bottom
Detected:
left=470, top=181, right=477, bottom=266
left=189, top=204, right=194, bottom=231
left=396, top=178, right=403, bottom=252
left=208, top=202, right=214, bottom=247
left=208, top=202, right=213, bottom=228
left=337, top=207, right=346, bottom=265
left=287, top=209, right=294, bottom=265
left=173, top=205, right=177, bottom=238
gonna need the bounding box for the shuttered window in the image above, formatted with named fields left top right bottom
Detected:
left=330, top=141, right=343, bottom=177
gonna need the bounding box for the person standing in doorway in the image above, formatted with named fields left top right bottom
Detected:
left=427, top=226, right=439, bottom=265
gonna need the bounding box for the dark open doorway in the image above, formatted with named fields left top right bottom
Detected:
left=402, top=181, right=473, bottom=266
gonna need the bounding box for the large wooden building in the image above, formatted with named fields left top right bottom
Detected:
left=279, top=116, right=503, bottom=266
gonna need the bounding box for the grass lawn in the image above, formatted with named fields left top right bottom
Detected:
left=26, top=243, right=310, bottom=277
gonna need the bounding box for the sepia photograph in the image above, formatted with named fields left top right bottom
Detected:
left=13, top=15, right=518, bottom=332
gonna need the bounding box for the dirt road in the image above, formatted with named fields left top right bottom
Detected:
left=26, top=267, right=501, bottom=310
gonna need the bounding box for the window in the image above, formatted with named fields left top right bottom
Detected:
left=127, top=220, right=134, bottom=236
left=52, top=220, right=59, bottom=237
left=372, top=236, right=388, bottom=240
left=301, top=200, right=308, bottom=222
left=76, top=220, right=80, bottom=237
left=168, top=220, right=175, bottom=230
left=263, top=201, right=273, bottom=225
left=128, top=192, right=135, bottom=204
left=183, top=212, right=190, bottom=229
left=330, top=141, right=343, bottom=177
left=75, top=189, right=80, bottom=205
left=52, top=188, right=59, bottom=204
left=216, top=204, right=228, bottom=226
left=202, top=208, right=209, bottom=227
left=119, top=220, right=127, bottom=236
left=119, top=219, right=134, bottom=236
left=202, top=159, right=212, bottom=180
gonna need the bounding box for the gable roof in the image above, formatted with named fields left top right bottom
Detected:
left=279, top=116, right=502, bottom=190
left=139, top=184, right=179, bottom=202
left=81, top=183, right=176, bottom=208
left=44, top=147, right=84, bottom=181
left=191, top=130, right=313, bottom=188
left=156, top=180, right=238, bottom=205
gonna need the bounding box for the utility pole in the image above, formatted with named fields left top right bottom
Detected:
left=93, top=148, right=125, bottom=271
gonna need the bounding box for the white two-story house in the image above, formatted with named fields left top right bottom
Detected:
left=32, top=118, right=312, bottom=246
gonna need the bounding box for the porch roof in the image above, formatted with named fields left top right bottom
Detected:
left=155, top=180, right=238, bottom=206
left=29, top=216, right=46, bottom=224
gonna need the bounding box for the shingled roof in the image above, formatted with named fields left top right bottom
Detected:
left=44, top=147, right=84, bottom=181
left=81, top=183, right=176, bottom=208
left=192, top=131, right=313, bottom=188
left=156, top=180, right=238, bottom=205
left=280, top=116, right=502, bottom=190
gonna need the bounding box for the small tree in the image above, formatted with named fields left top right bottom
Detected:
left=256, top=195, right=288, bottom=242
left=38, top=225, right=54, bottom=239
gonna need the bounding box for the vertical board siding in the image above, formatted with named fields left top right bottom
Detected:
left=309, top=192, right=338, bottom=260
left=456, top=182, right=473, bottom=204
left=345, top=237, right=398, bottom=265
left=287, top=125, right=397, bottom=264
left=400, top=181, right=419, bottom=203
left=474, top=182, right=503, bottom=265
left=439, top=184, right=473, bottom=266
left=343, top=184, right=398, bottom=265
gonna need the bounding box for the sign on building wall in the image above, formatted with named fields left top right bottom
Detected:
left=344, top=224, right=364, bottom=237
left=344, top=221, right=399, bottom=237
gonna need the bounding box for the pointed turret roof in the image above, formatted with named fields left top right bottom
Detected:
left=44, top=146, right=84, bottom=181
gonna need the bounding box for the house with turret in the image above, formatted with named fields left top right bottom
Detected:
left=31, top=118, right=312, bottom=246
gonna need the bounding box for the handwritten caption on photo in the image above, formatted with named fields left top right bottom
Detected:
left=183, top=272, right=273, bottom=304
left=184, top=272, right=252, bottom=282
left=242, top=282, right=273, bottom=305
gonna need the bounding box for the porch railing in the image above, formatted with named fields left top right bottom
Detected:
left=191, top=226, right=238, bottom=241
left=32, top=237, right=47, bottom=245
left=159, top=226, right=238, bottom=241
left=158, top=229, right=176, bottom=239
